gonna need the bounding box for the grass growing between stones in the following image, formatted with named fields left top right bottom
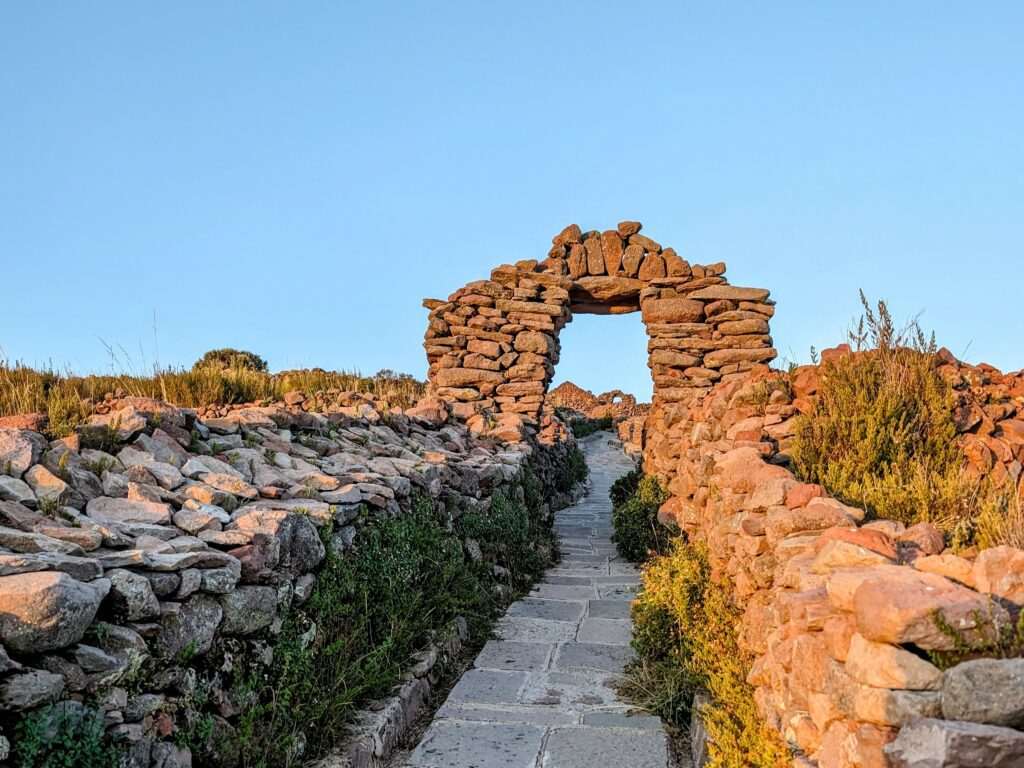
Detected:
left=233, top=487, right=556, bottom=768
left=790, top=294, right=1021, bottom=548
left=623, top=539, right=790, bottom=768
left=929, top=603, right=1024, bottom=669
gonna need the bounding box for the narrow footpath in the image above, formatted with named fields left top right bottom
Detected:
left=399, top=431, right=670, bottom=768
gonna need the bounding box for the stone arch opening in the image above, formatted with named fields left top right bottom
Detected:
left=422, top=221, right=777, bottom=420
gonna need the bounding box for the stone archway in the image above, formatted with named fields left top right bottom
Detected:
left=422, top=221, right=777, bottom=419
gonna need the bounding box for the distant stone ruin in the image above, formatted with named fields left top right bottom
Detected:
left=423, top=221, right=776, bottom=419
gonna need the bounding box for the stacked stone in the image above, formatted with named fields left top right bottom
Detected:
left=424, top=220, right=777, bottom=421
left=640, top=277, right=777, bottom=408
left=423, top=261, right=574, bottom=417
left=645, top=368, right=1024, bottom=768
left=0, top=394, right=582, bottom=766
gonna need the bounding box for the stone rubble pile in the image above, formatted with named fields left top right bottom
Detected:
left=645, top=364, right=1024, bottom=768
left=0, top=392, right=578, bottom=766
left=545, top=381, right=649, bottom=457
left=546, top=381, right=647, bottom=422
left=423, top=221, right=776, bottom=419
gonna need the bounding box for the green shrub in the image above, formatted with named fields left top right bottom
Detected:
left=624, top=540, right=790, bottom=767
left=11, top=703, right=122, bottom=768
left=610, top=467, right=642, bottom=508
left=235, top=485, right=555, bottom=767
left=610, top=472, right=670, bottom=562
left=555, top=444, right=589, bottom=492
left=456, top=488, right=556, bottom=593
left=568, top=415, right=614, bottom=438
left=193, top=348, right=269, bottom=373
left=791, top=293, right=1021, bottom=547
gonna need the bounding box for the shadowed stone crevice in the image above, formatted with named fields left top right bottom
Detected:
left=423, top=221, right=776, bottom=419
left=397, top=432, right=670, bottom=768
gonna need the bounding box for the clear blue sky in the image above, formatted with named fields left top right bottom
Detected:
left=3, top=3, right=1022, bottom=401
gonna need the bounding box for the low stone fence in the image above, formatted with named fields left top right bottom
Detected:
left=0, top=394, right=580, bottom=766
left=645, top=367, right=1024, bottom=767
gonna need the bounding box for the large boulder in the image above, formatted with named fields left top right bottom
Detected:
left=940, top=658, right=1024, bottom=728
left=0, top=668, right=65, bottom=710
left=86, top=496, right=172, bottom=525
left=0, top=572, right=110, bottom=653
left=884, top=717, right=1024, bottom=768
left=218, top=586, right=277, bottom=635
left=154, top=595, right=223, bottom=659
left=0, top=427, right=45, bottom=479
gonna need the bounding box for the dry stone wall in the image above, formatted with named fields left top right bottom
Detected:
left=646, top=365, right=1024, bottom=768
left=0, top=393, right=580, bottom=767
left=423, top=221, right=776, bottom=418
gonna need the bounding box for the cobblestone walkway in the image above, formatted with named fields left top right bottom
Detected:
left=401, top=432, right=669, bottom=768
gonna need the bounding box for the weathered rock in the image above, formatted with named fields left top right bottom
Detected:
left=82, top=405, right=148, bottom=441
left=514, top=331, right=556, bottom=355
left=641, top=298, right=704, bottom=325
left=151, top=741, right=193, bottom=768
left=940, top=658, right=1024, bottom=728
left=23, top=464, right=69, bottom=505
left=154, top=595, right=223, bottom=659
left=200, top=473, right=259, bottom=500
left=218, top=586, right=277, bottom=635
left=0, top=475, right=36, bottom=507
left=0, top=427, right=44, bottom=478
left=107, top=569, right=161, bottom=621
left=845, top=633, right=941, bottom=690
left=688, top=285, right=770, bottom=302
left=433, top=368, right=504, bottom=388
left=973, top=545, right=1024, bottom=604
left=0, top=668, right=65, bottom=710
left=852, top=569, right=1008, bottom=650
left=884, top=717, right=1024, bottom=768
left=86, top=496, right=172, bottom=525
left=0, top=572, right=110, bottom=653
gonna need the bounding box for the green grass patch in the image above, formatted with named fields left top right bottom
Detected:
left=623, top=539, right=790, bottom=768
left=233, top=487, right=555, bottom=767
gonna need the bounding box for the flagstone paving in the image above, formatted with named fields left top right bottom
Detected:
left=400, top=431, right=670, bottom=768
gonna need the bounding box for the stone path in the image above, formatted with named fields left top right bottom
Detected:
left=400, top=432, right=669, bottom=768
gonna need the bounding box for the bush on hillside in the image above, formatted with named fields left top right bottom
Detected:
left=791, top=293, right=1019, bottom=547
left=192, top=348, right=269, bottom=373
left=11, top=703, right=122, bottom=768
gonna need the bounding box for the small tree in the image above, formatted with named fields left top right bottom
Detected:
left=192, top=348, right=269, bottom=373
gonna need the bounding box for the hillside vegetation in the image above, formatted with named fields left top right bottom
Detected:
left=0, top=350, right=425, bottom=440
left=791, top=295, right=1021, bottom=549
